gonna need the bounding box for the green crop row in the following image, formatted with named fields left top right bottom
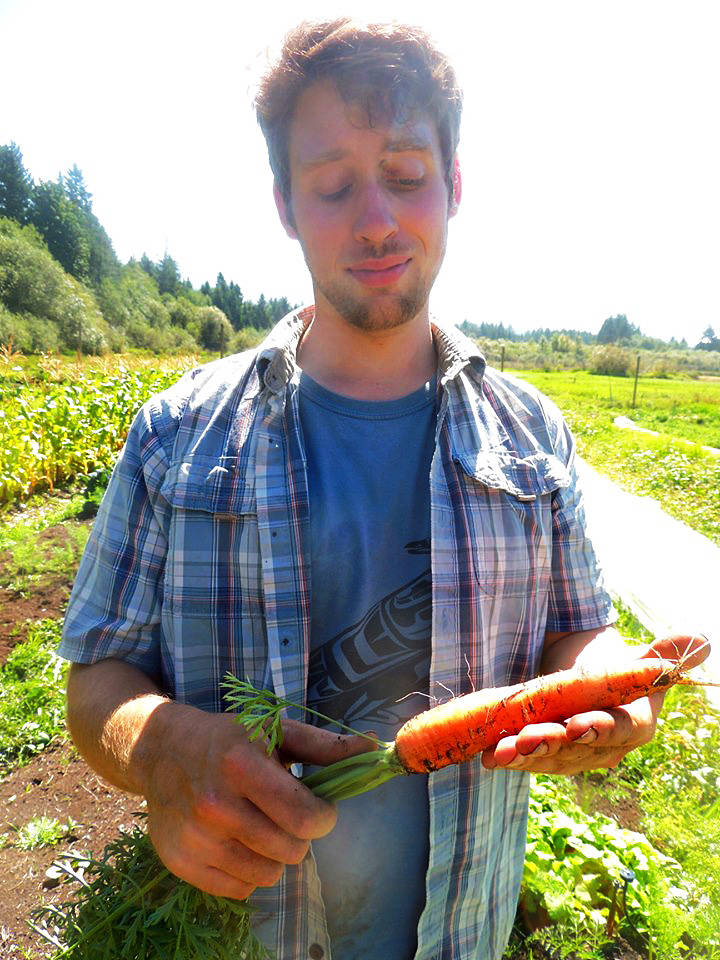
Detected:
left=0, top=360, right=195, bottom=506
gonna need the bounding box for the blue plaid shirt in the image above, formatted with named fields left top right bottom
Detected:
left=60, top=307, right=615, bottom=960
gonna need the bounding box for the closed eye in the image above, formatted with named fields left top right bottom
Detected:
left=391, top=177, right=425, bottom=189
left=320, top=185, right=352, bottom=202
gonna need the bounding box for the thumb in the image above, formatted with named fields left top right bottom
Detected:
left=278, top=718, right=378, bottom=768
left=641, top=633, right=710, bottom=671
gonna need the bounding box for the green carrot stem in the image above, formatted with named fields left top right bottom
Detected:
left=301, top=744, right=405, bottom=801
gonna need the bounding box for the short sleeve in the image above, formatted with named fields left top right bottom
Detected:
left=545, top=421, right=617, bottom=633
left=58, top=400, right=174, bottom=682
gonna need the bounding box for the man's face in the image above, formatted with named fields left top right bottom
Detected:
left=276, top=80, right=459, bottom=333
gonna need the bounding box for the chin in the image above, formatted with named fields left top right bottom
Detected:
left=318, top=283, right=430, bottom=333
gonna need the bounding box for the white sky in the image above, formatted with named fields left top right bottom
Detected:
left=1, top=0, right=718, bottom=344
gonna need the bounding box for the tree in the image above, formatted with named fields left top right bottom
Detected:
left=62, top=163, right=92, bottom=212
left=0, top=142, right=33, bottom=223
left=597, top=314, right=639, bottom=344
left=30, top=181, right=90, bottom=280
left=157, top=253, right=181, bottom=296
left=696, top=326, right=720, bottom=352
left=197, top=306, right=233, bottom=352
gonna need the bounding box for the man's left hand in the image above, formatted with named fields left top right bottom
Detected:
left=481, top=633, right=710, bottom=775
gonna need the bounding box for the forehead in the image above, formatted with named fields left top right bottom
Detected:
left=288, top=80, right=440, bottom=169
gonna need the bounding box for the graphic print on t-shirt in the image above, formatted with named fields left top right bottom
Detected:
left=306, top=539, right=431, bottom=727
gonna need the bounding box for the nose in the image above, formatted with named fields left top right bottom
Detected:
left=352, top=183, right=398, bottom=245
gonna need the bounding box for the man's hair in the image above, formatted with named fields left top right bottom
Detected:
left=255, top=19, right=462, bottom=204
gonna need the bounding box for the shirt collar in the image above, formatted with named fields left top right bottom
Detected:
left=255, top=304, right=486, bottom=394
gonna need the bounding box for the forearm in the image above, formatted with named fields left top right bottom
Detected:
left=540, top=624, right=633, bottom=676
left=66, top=658, right=194, bottom=795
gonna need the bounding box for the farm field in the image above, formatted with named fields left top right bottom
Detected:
left=0, top=354, right=718, bottom=959
left=510, top=369, right=720, bottom=545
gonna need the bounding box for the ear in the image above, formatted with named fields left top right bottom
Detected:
left=449, top=154, right=462, bottom=218
left=273, top=182, right=298, bottom=239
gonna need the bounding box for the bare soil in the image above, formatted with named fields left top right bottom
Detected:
left=0, top=744, right=141, bottom=959
left=0, top=521, right=81, bottom=664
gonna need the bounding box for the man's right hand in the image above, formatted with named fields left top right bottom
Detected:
left=141, top=703, right=363, bottom=900
left=66, top=659, right=369, bottom=901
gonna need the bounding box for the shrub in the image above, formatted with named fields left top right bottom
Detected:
left=589, top=344, right=632, bottom=376
left=230, top=325, right=265, bottom=353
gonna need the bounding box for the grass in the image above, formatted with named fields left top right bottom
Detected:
left=0, top=513, right=89, bottom=594
left=511, top=370, right=720, bottom=544
left=0, top=619, right=68, bottom=773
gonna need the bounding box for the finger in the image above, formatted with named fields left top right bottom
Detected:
left=482, top=728, right=563, bottom=769
left=280, top=718, right=378, bottom=766
left=513, top=722, right=569, bottom=756
left=192, top=789, right=311, bottom=864
left=224, top=746, right=338, bottom=840
left=641, top=634, right=710, bottom=670
left=490, top=742, right=628, bottom=775
left=567, top=697, right=660, bottom=748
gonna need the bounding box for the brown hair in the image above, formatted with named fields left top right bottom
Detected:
left=255, top=19, right=462, bottom=204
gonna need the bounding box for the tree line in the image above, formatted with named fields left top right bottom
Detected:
left=0, top=142, right=294, bottom=355
left=2, top=140, right=718, bottom=358
left=459, top=315, right=719, bottom=354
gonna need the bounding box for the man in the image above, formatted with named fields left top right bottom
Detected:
left=60, top=19, right=701, bottom=960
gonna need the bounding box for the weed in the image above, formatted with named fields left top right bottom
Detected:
left=15, top=816, right=79, bottom=851
left=0, top=619, right=68, bottom=771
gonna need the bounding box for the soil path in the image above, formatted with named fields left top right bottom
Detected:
left=577, top=457, right=720, bottom=706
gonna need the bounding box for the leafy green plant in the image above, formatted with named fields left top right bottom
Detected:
left=519, top=775, right=694, bottom=952
left=16, top=816, right=78, bottom=851
left=0, top=618, right=68, bottom=771
left=30, top=826, right=271, bottom=960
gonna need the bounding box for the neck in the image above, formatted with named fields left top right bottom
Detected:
left=297, top=302, right=436, bottom=401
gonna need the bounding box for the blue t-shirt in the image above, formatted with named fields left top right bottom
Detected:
left=299, top=373, right=437, bottom=960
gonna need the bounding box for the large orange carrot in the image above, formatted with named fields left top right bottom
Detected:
left=393, top=656, right=679, bottom=774
left=299, top=647, right=710, bottom=800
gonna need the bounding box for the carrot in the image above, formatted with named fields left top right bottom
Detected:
left=393, top=656, right=680, bottom=774
left=300, top=644, right=713, bottom=800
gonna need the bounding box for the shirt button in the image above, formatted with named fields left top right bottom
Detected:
left=308, top=944, right=324, bottom=960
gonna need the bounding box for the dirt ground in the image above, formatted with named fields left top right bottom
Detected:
left=0, top=744, right=142, bottom=959
left=0, top=511, right=141, bottom=958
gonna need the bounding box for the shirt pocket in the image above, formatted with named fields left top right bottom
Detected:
left=453, top=449, right=571, bottom=598
left=159, top=456, right=264, bottom=621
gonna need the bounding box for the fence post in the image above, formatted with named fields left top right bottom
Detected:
left=632, top=354, right=640, bottom=408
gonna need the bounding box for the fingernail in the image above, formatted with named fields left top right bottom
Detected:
left=530, top=742, right=549, bottom=757
left=575, top=727, right=598, bottom=744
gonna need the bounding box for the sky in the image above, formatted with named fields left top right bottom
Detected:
left=1, top=0, right=718, bottom=345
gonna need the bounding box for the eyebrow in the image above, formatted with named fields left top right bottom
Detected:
left=299, top=133, right=434, bottom=170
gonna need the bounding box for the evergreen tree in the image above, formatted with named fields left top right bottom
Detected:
left=157, top=253, right=181, bottom=295
left=31, top=181, right=90, bottom=280
left=597, top=314, right=639, bottom=344
left=0, top=142, right=34, bottom=223
left=140, top=254, right=157, bottom=280
left=696, top=326, right=720, bottom=352
left=62, top=163, right=92, bottom=212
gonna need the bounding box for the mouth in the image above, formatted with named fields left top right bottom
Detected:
left=346, top=256, right=411, bottom=288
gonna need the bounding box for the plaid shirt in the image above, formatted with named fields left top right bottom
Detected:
left=60, top=307, right=615, bottom=960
